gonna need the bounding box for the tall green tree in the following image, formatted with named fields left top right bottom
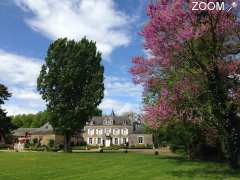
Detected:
left=0, top=84, right=14, bottom=143
left=37, top=38, right=104, bottom=152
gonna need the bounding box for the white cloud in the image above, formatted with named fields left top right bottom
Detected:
left=11, top=88, right=41, bottom=100
left=99, top=98, right=139, bottom=115
left=2, top=104, right=39, bottom=115
left=15, top=0, right=131, bottom=57
left=0, top=50, right=42, bottom=87
left=0, top=49, right=44, bottom=115
left=0, top=50, right=143, bottom=116
left=105, top=76, right=142, bottom=98
left=100, top=76, right=143, bottom=115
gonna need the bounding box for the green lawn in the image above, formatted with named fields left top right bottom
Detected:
left=0, top=152, right=240, bottom=180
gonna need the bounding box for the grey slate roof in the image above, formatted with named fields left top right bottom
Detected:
left=13, top=123, right=53, bottom=136
left=90, top=115, right=131, bottom=126
left=132, top=125, right=146, bottom=134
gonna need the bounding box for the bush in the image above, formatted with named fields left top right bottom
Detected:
left=146, top=144, right=153, bottom=149
left=0, top=144, right=9, bottom=150
left=80, top=141, right=87, bottom=146
left=72, top=146, right=87, bottom=150
left=59, top=144, right=64, bottom=150
left=49, top=145, right=60, bottom=152
left=99, top=148, right=104, bottom=153
left=154, top=151, right=159, bottom=155
left=29, top=147, right=45, bottom=151
left=87, top=145, right=99, bottom=150
left=48, top=139, right=55, bottom=148
left=111, top=145, right=121, bottom=150
left=32, top=138, right=38, bottom=145
left=169, top=144, right=185, bottom=153
left=129, top=144, right=153, bottom=149
left=24, top=141, right=31, bottom=148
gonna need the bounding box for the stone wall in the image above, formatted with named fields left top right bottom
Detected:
left=128, top=134, right=153, bottom=146
left=30, top=134, right=82, bottom=146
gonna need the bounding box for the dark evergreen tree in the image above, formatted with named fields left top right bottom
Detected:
left=0, top=84, right=14, bottom=143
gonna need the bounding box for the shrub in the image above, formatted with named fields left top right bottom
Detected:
left=0, top=144, right=9, bottom=150
left=146, top=144, right=153, bottom=149
left=99, top=148, right=104, bottom=153
left=111, top=145, right=121, bottom=150
left=154, top=151, right=159, bottom=155
left=59, top=144, right=64, bottom=150
left=49, top=145, right=60, bottom=152
left=48, top=139, right=55, bottom=148
left=32, top=138, right=38, bottom=145
left=80, top=141, right=87, bottom=146
left=129, top=144, right=153, bottom=149
left=29, top=147, right=45, bottom=151
left=72, top=146, right=87, bottom=150
left=24, top=141, right=31, bottom=148
left=169, top=144, right=185, bottom=153
left=87, top=145, right=99, bottom=150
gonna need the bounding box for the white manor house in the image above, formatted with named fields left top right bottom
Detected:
left=83, top=111, right=153, bottom=147
left=13, top=111, right=153, bottom=148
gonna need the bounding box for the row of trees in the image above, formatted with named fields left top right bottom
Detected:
left=11, top=111, right=49, bottom=128
left=131, top=0, right=240, bottom=169
left=11, top=108, right=102, bottom=129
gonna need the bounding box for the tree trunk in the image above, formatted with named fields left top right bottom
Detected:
left=153, top=130, right=159, bottom=149
left=228, top=149, right=239, bottom=169
left=225, top=128, right=240, bottom=169
left=64, top=133, right=71, bottom=153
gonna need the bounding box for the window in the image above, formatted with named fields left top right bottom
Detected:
left=122, top=128, right=128, bottom=135
left=114, top=138, right=118, bottom=144
left=138, top=137, right=144, bottom=144
left=105, top=128, right=111, bottom=134
left=97, top=138, right=101, bottom=144
left=96, top=129, right=102, bottom=135
left=104, top=119, right=113, bottom=125
left=88, top=129, right=94, bottom=135
left=89, top=138, right=93, bottom=144
left=122, top=138, right=127, bottom=144
left=113, top=128, right=120, bottom=135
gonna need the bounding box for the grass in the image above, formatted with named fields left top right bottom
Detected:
left=0, top=151, right=240, bottom=180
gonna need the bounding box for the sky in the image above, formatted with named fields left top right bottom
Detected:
left=0, top=0, right=149, bottom=116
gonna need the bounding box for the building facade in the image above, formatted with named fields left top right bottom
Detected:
left=13, top=123, right=83, bottom=146
left=13, top=112, right=153, bottom=148
left=83, top=112, right=153, bottom=147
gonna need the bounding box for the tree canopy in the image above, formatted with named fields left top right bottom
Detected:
left=131, top=1, right=240, bottom=169
left=11, top=111, right=49, bottom=128
left=37, top=37, right=104, bottom=152
left=0, top=84, right=14, bottom=143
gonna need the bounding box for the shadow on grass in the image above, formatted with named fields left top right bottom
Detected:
left=168, top=168, right=240, bottom=179
left=157, top=155, right=240, bottom=179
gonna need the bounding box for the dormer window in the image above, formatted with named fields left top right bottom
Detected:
left=103, top=118, right=113, bottom=125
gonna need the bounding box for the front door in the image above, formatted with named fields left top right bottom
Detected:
left=105, top=139, right=111, bottom=147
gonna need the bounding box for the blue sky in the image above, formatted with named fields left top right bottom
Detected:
left=0, top=0, right=148, bottom=116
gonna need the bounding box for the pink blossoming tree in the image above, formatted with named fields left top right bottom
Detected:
left=131, top=0, right=240, bottom=169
